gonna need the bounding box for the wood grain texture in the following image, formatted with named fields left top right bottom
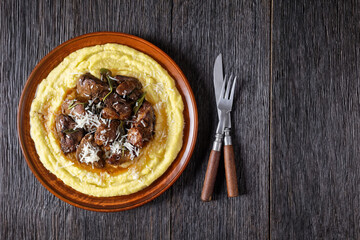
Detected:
left=9, top=0, right=360, bottom=239
left=0, top=0, right=270, bottom=239
left=224, top=145, right=239, bottom=197
left=201, top=150, right=222, bottom=202
left=271, top=0, right=360, bottom=239
left=2, top=0, right=270, bottom=239
left=1, top=0, right=173, bottom=239
left=169, top=0, right=270, bottom=239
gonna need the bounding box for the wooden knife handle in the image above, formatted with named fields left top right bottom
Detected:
left=201, top=150, right=221, bottom=201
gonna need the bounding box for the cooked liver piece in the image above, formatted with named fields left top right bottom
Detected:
left=101, top=92, right=132, bottom=120
left=101, top=107, right=120, bottom=120
left=76, top=133, right=105, bottom=168
left=116, top=102, right=132, bottom=119
left=104, top=91, right=124, bottom=103
left=127, top=101, right=155, bottom=148
left=127, top=128, right=145, bottom=148
left=55, top=114, right=84, bottom=153
left=61, top=99, right=86, bottom=116
left=77, top=73, right=107, bottom=99
left=115, top=75, right=143, bottom=101
left=94, top=120, right=120, bottom=146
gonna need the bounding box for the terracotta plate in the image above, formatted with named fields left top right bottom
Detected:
left=17, top=32, right=198, bottom=212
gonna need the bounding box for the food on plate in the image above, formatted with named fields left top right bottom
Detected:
left=55, top=69, right=156, bottom=168
left=29, top=44, right=184, bottom=197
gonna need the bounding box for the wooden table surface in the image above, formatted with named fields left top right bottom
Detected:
left=1, top=0, right=360, bottom=239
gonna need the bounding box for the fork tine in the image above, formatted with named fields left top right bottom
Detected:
left=229, top=76, right=237, bottom=105
left=219, top=75, right=227, bottom=100
left=225, top=74, right=233, bottom=99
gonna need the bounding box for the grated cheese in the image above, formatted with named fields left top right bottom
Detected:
left=109, top=141, right=123, bottom=155
left=70, top=111, right=106, bottom=131
left=87, top=98, right=96, bottom=106
left=70, top=72, right=85, bottom=76
left=96, top=102, right=102, bottom=109
left=104, top=135, right=139, bottom=161
left=124, top=141, right=140, bottom=160
left=55, top=162, right=74, bottom=170
left=79, top=142, right=100, bottom=164
left=129, top=167, right=139, bottom=180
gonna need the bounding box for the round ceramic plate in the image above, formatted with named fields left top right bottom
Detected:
left=17, top=32, right=198, bottom=212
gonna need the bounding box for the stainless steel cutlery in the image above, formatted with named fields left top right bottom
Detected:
left=201, top=54, right=239, bottom=201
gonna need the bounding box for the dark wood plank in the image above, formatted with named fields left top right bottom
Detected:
left=1, top=0, right=173, bottom=239
left=169, top=1, right=270, bottom=239
left=271, top=0, right=360, bottom=239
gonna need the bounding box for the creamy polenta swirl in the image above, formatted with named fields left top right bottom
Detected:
left=30, top=43, right=184, bottom=196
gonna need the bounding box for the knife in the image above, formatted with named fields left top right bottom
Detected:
left=200, top=54, right=238, bottom=201
left=213, top=55, right=238, bottom=197
left=213, top=54, right=224, bottom=119
left=213, top=54, right=232, bottom=128
left=200, top=55, right=224, bottom=201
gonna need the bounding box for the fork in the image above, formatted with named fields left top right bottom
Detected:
left=201, top=76, right=237, bottom=201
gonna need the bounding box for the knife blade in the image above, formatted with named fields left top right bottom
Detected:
left=213, top=54, right=231, bottom=129
left=213, top=54, right=223, bottom=120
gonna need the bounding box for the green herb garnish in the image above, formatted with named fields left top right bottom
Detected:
left=100, top=68, right=112, bottom=76
left=62, top=128, right=80, bottom=134
left=68, top=100, right=86, bottom=110
left=133, top=92, right=146, bottom=114
left=101, top=68, right=113, bottom=101
left=119, top=120, right=125, bottom=136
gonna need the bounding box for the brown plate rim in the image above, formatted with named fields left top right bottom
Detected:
left=17, top=32, right=198, bottom=212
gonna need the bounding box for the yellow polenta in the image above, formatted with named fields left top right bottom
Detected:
left=30, top=43, right=184, bottom=197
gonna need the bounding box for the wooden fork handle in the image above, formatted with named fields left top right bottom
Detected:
left=224, top=129, right=239, bottom=197
left=201, top=133, right=223, bottom=201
